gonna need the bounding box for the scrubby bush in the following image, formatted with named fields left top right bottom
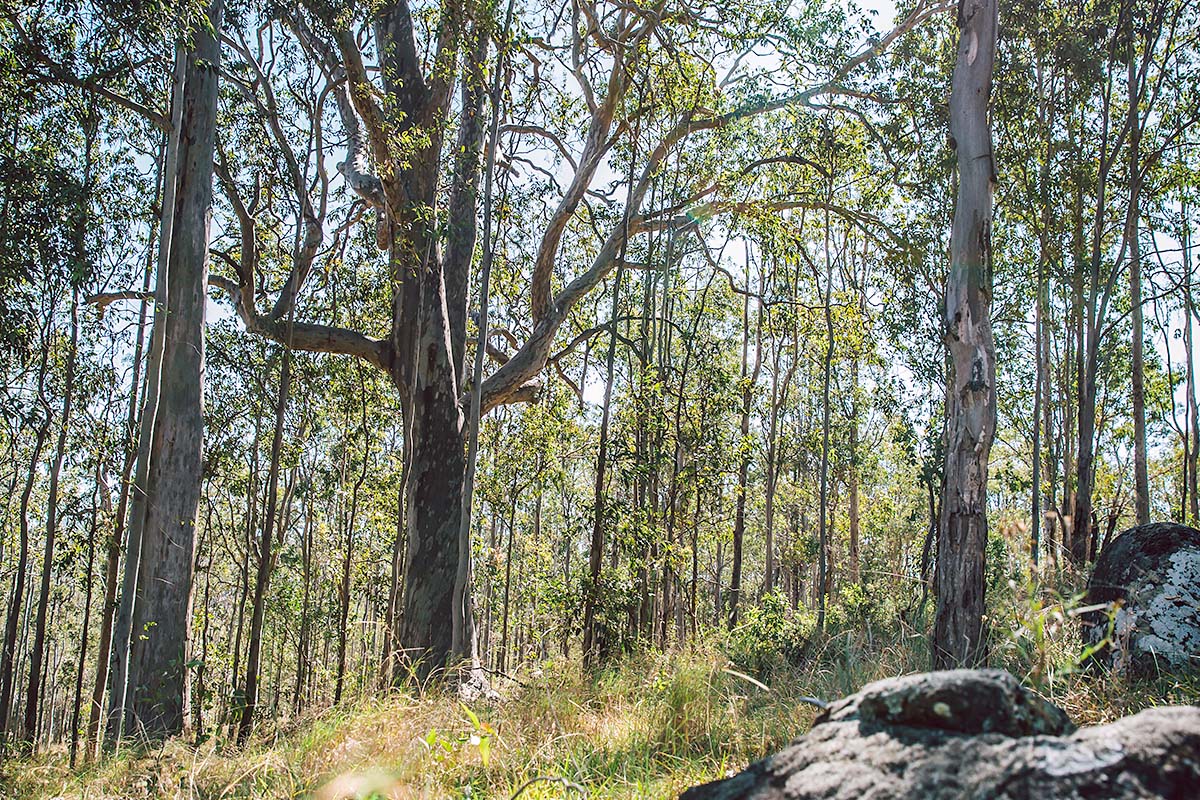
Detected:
left=723, top=592, right=813, bottom=676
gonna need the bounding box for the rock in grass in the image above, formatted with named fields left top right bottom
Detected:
left=818, top=669, right=1074, bottom=737
left=1082, top=522, right=1200, bottom=676
left=679, top=669, right=1200, bottom=800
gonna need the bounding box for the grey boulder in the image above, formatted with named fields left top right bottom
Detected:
left=1081, top=522, right=1200, bottom=676
left=680, top=669, right=1200, bottom=799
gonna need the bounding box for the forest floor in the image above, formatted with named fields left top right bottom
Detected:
left=6, top=600, right=1198, bottom=800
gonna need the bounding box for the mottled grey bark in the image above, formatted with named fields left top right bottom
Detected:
left=123, top=1, right=222, bottom=738
left=88, top=174, right=154, bottom=759
left=932, top=0, right=998, bottom=669
left=106, top=43, right=186, bottom=748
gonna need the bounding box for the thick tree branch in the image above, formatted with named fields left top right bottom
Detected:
left=208, top=275, right=391, bottom=371
left=333, top=29, right=393, bottom=178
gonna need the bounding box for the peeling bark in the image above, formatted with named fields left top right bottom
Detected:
left=932, top=0, right=998, bottom=670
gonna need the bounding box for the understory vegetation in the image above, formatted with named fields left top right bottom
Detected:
left=7, top=578, right=1197, bottom=800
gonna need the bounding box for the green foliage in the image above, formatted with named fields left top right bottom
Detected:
left=723, top=592, right=812, bottom=676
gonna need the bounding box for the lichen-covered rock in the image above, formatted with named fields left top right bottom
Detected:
left=680, top=670, right=1200, bottom=800
left=819, top=669, right=1074, bottom=737
left=1082, top=522, right=1200, bottom=676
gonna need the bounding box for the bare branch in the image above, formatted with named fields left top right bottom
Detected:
left=85, top=291, right=155, bottom=315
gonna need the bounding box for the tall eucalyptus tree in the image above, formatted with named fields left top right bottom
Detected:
left=932, top=0, right=998, bottom=669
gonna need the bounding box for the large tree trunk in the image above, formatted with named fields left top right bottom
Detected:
left=932, top=0, right=998, bottom=670
left=397, top=322, right=468, bottom=678
left=122, top=1, right=222, bottom=738
left=88, top=177, right=155, bottom=758
left=106, top=41, right=187, bottom=749
left=391, top=189, right=471, bottom=678
left=364, top=0, right=476, bottom=681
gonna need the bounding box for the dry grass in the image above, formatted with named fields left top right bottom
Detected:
left=5, top=596, right=1196, bottom=800
left=2, top=648, right=822, bottom=800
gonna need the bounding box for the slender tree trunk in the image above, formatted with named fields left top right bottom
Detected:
left=1185, top=210, right=1199, bottom=525
left=932, top=0, right=998, bottom=669
left=193, top=511, right=211, bottom=743
left=1032, top=260, right=1044, bottom=565
left=1063, top=112, right=1083, bottom=552
left=225, top=481, right=255, bottom=731
left=728, top=261, right=761, bottom=628
left=847, top=375, right=861, bottom=584
left=1031, top=71, right=1051, bottom=566
left=498, top=488, right=518, bottom=673
left=764, top=344, right=781, bottom=595
left=1073, top=57, right=1130, bottom=565
left=1127, top=37, right=1150, bottom=526
left=451, top=11, right=510, bottom=678
left=689, top=474, right=702, bottom=639
left=47, top=113, right=94, bottom=753
left=483, top=512, right=498, bottom=666
left=293, top=507, right=313, bottom=713
left=382, top=482, right=405, bottom=686
left=583, top=265, right=623, bottom=668
left=335, top=398, right=369, bottom=704
left=70, top=476, right=101, bottom=767
left=817, top=211, right=836, bottom=632
left=237, top=348, right=291, bottom=745
left=25, top=292, right=80, bottom=745
left=1074, top=270, right=1101, bottom=562
left=0, top=322, right=52, bottom=748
